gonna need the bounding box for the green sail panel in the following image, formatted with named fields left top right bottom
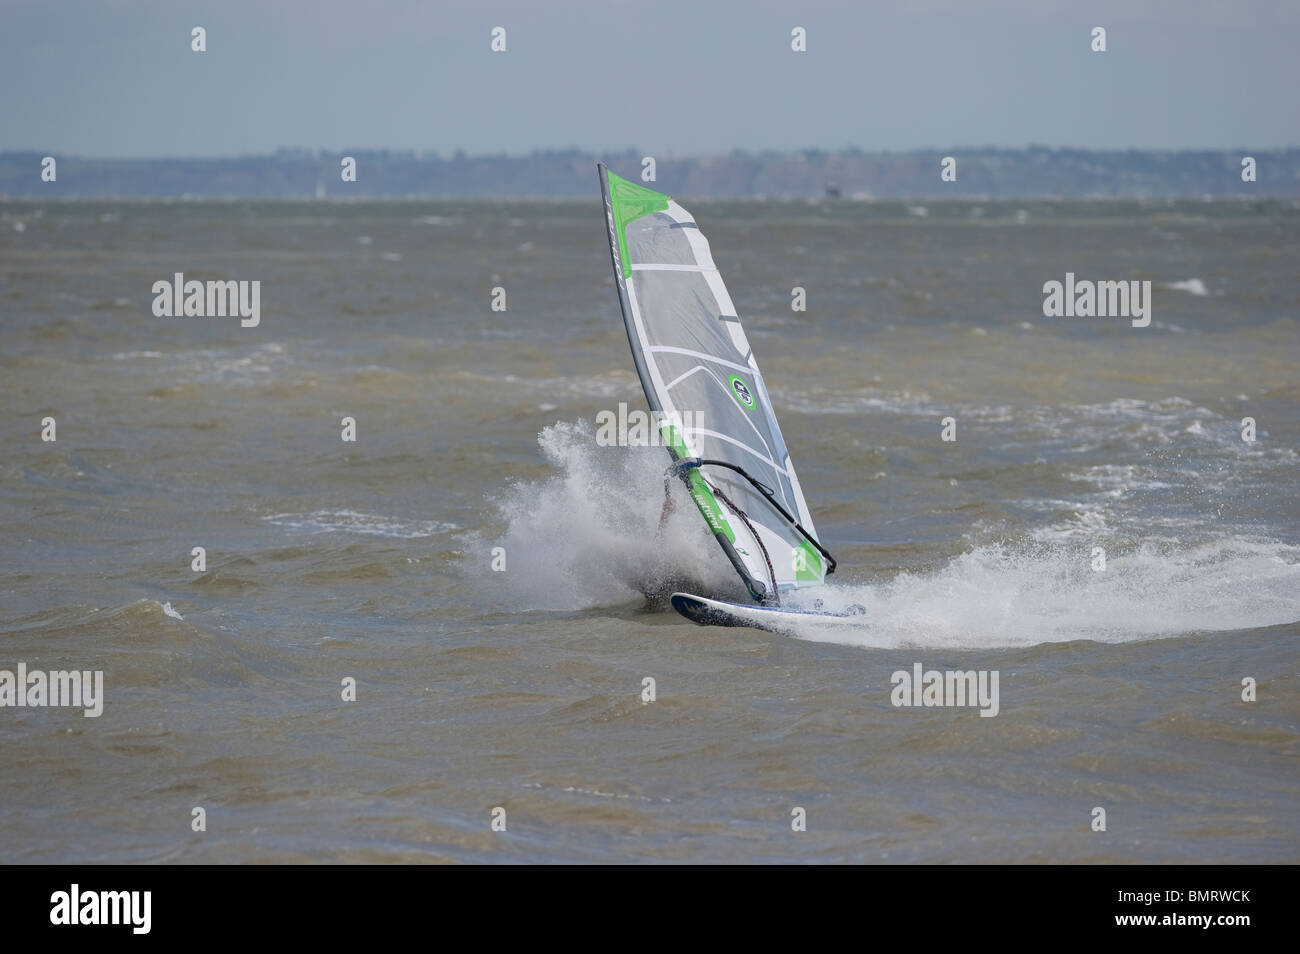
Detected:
left=606, top=171, right=670, bottom=278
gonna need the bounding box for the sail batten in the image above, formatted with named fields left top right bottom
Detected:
left=598, top=163, right=829, bottom=604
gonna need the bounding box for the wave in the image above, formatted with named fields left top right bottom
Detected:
left=783, top=537, right=1300, bottom=648
left=263, top=509, right=456, bottom=539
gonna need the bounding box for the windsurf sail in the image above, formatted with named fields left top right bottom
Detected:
left=597, top=163, right=835, bottom=606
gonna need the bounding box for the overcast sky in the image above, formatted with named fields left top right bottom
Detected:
left=3, top=0, right=1297, bottom=158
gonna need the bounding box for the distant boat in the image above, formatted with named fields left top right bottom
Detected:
left=824, top=182, right=842, bottom=199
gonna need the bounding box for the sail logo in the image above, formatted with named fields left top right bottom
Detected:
left=1042, top=273, right=1151, bottom=327
left=729, top=376, right=755, bottom=409
left=595, top=403, right=705, bottom=447
left=151, top=272, right=261, bottom=327
left=890, top=663, right=999, bottom=717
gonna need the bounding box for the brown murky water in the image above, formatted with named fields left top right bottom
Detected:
left=1, top=197, right=1297, bottom=861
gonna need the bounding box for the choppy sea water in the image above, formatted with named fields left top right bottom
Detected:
left=1, top=196, right=1297, bottom=862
